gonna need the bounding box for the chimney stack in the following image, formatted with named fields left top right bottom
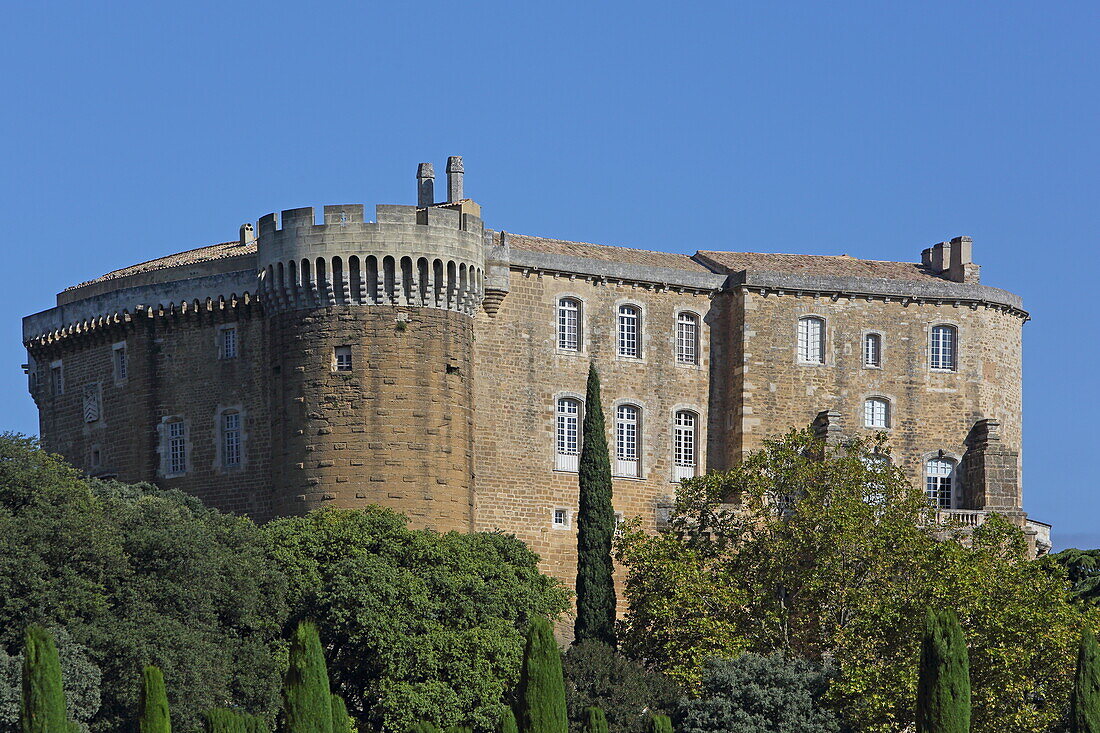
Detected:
left=239, top=223, right=255, bottom=247
left=416, top=163, right=435, bottom=207
left=447, top=156, right=464, bottom=202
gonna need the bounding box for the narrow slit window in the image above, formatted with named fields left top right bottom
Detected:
left=863, top=333, right=881, bottom=367
left=114, top=344, right=128, bottom=381
left=167, top=420, right=187, bottom=475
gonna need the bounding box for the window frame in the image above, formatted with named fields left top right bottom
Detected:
left=554, top=396, right=583, bottom=472
left=616, top=303, right=643, bottom=359
left=218, top=325, right=239, bottom=360
left=552, top=507, right=571, bottom=530
left=613, top=402, right=642, bottom=478
left=333, top=345, right=353, bottom=372
left=556, top=296, right=583, bottom=353
left=675, top=310, right=700, bottom=366
left=162, top=417, right=188, bottom=478
left=863, top=396, right=891, bottom=429
left=50, top=360, right=64, bottom=397
left=924, top=455, right=959, bottom=509
left=862, top=331, right=883, bottom=369
left=796, top=316, right=826, bottom=365
left=672, top=409, right=698, bottom=482
left=221, top=409, right=243, bottom=468
left=929, top=324, right=959, bottom=372
left=112, top=341, right=128, bottom=384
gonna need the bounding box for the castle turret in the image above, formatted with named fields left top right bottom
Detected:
left=256, top=159, right=485, bottom=529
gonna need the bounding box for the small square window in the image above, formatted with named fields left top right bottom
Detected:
left=333, top=346, right=353, bottom=372
left=552, top=508, right=571, bottom=529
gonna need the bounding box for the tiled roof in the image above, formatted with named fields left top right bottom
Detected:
left=507, top=233, right=712, bottom=272
left=64, top=241, right=256, bottom=292
left=694, top=251, right=942, bottom=282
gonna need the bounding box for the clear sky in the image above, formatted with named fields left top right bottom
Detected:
left=1, top=1, right=1096, bottom=549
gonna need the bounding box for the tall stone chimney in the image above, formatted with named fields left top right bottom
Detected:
left=447, top=156, right=464, bottom=202
left=239, top=223, right=255, bottom=247
left=417, top=163, right=435, bottom=207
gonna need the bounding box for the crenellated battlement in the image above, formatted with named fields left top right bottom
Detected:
left=256, top=196, right=486, bottom=316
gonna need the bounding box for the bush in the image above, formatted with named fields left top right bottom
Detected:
left=677, top=654, right=840, bottom=733
left=563, top=642, right=678, bottom=733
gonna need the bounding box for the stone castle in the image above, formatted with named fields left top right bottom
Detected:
left=21, top=157, right=1050, bottom=576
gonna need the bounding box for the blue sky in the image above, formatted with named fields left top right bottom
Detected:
left=1, top=1, right=1096, bottom=548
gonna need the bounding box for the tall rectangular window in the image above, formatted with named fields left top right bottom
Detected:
left=222, top=412, right=241, bottom=467
left=863, top=333, right=881, bottom=368
left=114, top=343, right=128, bottom=382
left=50, top=361, right=63, bottom=396
left=220, top=327, right=238, bottom=359
left=676, top=313, right=698, bottom=365
left=615, top=404, right=640, bottom=477
left=618, top=305, right=639, bottom=358
left=555, top=398, right=581, bottom=472
left=333, top=346, right=353, bottom=372
left=797, top=317, right=824, bottom=364
left=168, top=420, right=187, bottom=475
left=930, top=325, right=957, bottom=371
left=557, top=298, right=580, bottom=351
left=925, top=458, right=956, bottom=509
left=673, top=410, right=697, bottom=481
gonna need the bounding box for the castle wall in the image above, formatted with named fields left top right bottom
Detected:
left=470, top=269, right=714, bottom=581
left=267, top=305, right=475, bottom=530
left=738, top=289, right=1025, bottom=507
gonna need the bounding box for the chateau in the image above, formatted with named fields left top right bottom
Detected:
left=21, top=158, right=1051, bottom=577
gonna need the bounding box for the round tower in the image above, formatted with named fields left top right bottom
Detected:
left=256, top=158, right=485, bottom=531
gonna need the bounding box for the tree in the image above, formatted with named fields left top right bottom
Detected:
left=677, top=654, right=840, bottom=733
left=0, top=435, right=289, bottom=733
left=497, top=709, right=518, bottom=733
left=265, top=507, right=568, bottom=733
left=646, top=716, right=672, bottom=733
left=1045, top=550, right=1100, bottom=605
left=575, top=364, right=616, bottom=647
left=562, top=642, right=678, bottom=733
left=1072, top=628, right=1100, bottom=733
left=331, top=696, right=353, bottom=733
left=915, top=610, right=970, bottom=733
left=580, top=708, right=606, bottom=733
left=281, top=622, right=333, bottom=733
left=138, top=666, right=170, bottom=733
left=617, top=429, right=1094, bottom=733
left=516, top=617, right=568, bottom=733
left=21, top=626, right=68, bottom=733
left=204, top=709, right=267, bottom=733
left=0, top=627, right=101, bottom=731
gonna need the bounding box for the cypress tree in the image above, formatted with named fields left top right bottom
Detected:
left=516, top=617, right=568, bottom=733
left=444, top=727, right=472, bottom=733
left=407, top=724, right=441, bottom=733
left=581, top=707, right=607, bottom=733
left=139, top=665, right=171, bottom=733
left=204, top=709, right=245, bottom=733
left=21, top=625, right=68, bottom=733
left=647, top=715, right=673, bottom=733
left=281, top=621, right=333, bottom=733
left=916, top=609, right=970, bottom=733
left=330, top=695, right=352, bottom=733
left=498, top=708, right=518, bottom=733
left=575, top=363, right=616, bottom=647
left=1072, top=628, right=1100, bottom=733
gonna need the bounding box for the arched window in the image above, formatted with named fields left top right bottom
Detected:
left=618, top=305, right=640, bottom=358
left=797, top=316, right=825, bottom=364
left=676, top=312, right=699, bottom=365
left=863, top=333, right=882, bottom=367
left=925, top=457, right=957, bottom=509
left=863, top=397, right=890, bottom=429
left=555, top=398, right=581, bottom=472
left=615, top=404, right=641, bottom=477
left=557, top=298, right=581, bottom=351
left=673, top=410, right=697, bottom=481
left=222, top=410, right=242, bottom=467
left=930, top=325, right=958, bottom=371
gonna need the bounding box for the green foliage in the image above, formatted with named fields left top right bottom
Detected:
left=330, top=696, right=353, bottom=733
left=617, top=429, right=1095, bottom=733
left=645, top=716, right=671, bottom=733
left=575, top=364, right=616, bottom=647
left=21, top=626, right=68, bottom=733
left=916, top=610, right=970, bottom=733
left=139, top=666, right=170, bottom=733
left=281, top=622, right=333, bottom=733
left=579, top=709, right=605, bottom=733
left=444, top=727, right=472, bottom=733
left=677, top=654, right=840, bottom=733
left=516, top=617, right=567, bottom=733
left=1046, top=550, right=1100, bottom=605
left=0, top=627, right=101, bottom=732
left=204, top=708, right=268, bottom=733
left=0, top=435, right=288, bottom=733
left=497, top=709, right=517, bottom=733
left=265, top=508, right=568, bottom=733
left=1072, top=628, right=1100, bottom=733
left=562, top=642, right=678, bottom=733
left=406, top=724, right=440, bottom=733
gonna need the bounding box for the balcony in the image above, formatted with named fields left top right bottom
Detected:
left=936, top=509, right=1053, bottom=556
